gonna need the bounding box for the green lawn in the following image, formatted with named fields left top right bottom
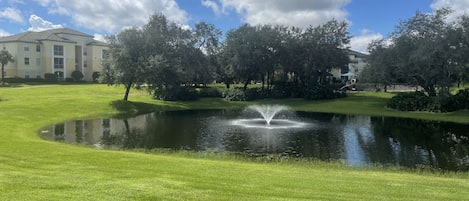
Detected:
left=1, top=84, right=468, bottom=200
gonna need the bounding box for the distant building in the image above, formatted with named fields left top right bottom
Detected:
left=330, top=49, right=368, bottom=82
left=0, top=28, right=108, bottom=81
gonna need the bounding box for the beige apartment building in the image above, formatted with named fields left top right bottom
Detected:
left=0, top=28, right=108, bottom=81
left=329, top=49, right=368, bottom=82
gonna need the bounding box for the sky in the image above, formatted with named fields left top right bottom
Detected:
left=1, top=0, right=468, bottom=53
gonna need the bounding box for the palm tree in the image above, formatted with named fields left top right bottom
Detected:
left=0, top=49, right=14, bottom=85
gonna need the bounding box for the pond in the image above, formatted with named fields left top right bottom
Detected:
left=39, top=106, right=469, bottom=171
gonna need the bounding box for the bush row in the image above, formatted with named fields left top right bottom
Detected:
left=152, top=84, right=346, bottom=101
left=387, top=89, right=469, bottom=112
left=3, top=71, right=100, bottom=83
left=222, top=84, right=345, bottom=101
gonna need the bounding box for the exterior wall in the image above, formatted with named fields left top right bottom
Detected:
left=348, top=53, right=367, bottom=80
left=330, top=51, right=368, bottom=81
left=86, top=45, right=108, bottom=80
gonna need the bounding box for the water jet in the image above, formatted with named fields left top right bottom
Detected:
left=232, top=105, right=307, bottom=129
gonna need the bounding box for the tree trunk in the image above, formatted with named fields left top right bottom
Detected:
left=123, top=81, right=133, bottom=101
left=424, top=85, right=437, bottom=97
left=1, top=64, right=4, bottom=84
left=243, top=80, right=249, bottom=91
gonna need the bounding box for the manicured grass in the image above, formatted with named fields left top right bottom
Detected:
left=1, top=84, right=469, bottom=200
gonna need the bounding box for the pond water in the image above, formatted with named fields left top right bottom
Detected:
left=39, top=108, right=469, bottom=171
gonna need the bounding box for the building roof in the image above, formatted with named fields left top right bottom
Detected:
left=348, top=49, right=369, bottom=58
left=0, top=28, right=107, bottom=46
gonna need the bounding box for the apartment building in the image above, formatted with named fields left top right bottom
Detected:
left=0, top=28, right=108, bottom=81
left=329, top=50, right=368, bottom=82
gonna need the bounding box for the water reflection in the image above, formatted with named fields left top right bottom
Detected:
left=40, top=110, right=469, bottom=171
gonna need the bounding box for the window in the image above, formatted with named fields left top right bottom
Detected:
left=36, top=58, right=41, bottom=67
left=102, top=49, right=110, bottom=60
left=54, top=58, right=64, bottom=69
left=25, top=71, right=30, bottom=79
left=36, top=44, right=41, bottom=52
left=24, top=44, right=29, bottom=51
left=84, top=61, right=87, bottom=68
left=54, top=45, right=64, bottom=56
left=24, top=57, right=30, bottom=65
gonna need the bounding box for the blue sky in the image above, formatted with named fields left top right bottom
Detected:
left=0, top=0, right=467, bottom=52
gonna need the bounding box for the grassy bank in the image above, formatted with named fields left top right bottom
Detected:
left=0, top=84, right=468, bottom=200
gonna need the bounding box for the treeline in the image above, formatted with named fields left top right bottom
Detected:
left=103, top=14, right=350, bottom=101
left=362, top=8, right=469, bottom=97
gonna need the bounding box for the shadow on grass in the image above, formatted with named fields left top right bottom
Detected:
left=110, top=99, right=190, bottom=118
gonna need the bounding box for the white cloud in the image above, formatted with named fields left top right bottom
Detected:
left=0, top=29, right=11, bottom=37
left=28, top=15, right=63, bottom=32
left=0, top=7, right=24, bottom=23
left=350, top=29, right=383, bottom=54
left=431, top=0, right=469, bottom=21
left=35, top=0, right=189, bottom=33
left=93, top=33, right=107, bottom=42
left=215, top=0, right=350, bottom=28
left=33, top=0, right=52, bottom=7
left=202, top=0, right=222, bottom=15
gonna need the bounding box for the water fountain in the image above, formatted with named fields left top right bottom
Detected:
left=231, top=105, right=308, bottom=129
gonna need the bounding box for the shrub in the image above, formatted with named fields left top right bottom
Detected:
left=440, top=89, right=469, bottom=112
left=304, top=84, right=346, bottom=100
left=222, top=88, right=271, bottom=101
left=71, top=70, right=84, bottom=82
left=387, top=91, right=433, bottom=111
left=198, top=87, right=222, bottom=98
left=245, top=88, right=269, bottom=100
left=154, top=86, right=199, bottom=101
left=92, top=72, right=101, bottom=83
left=222, top=88, right=247, bottom=101
left=44, top=73, right=58, bottom=82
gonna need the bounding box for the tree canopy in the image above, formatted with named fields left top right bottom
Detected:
left=104, top=13, right=351, bottom=101
left=362, top=8, right=469, bottom=96
left=0, top=49, right=14, bottom=85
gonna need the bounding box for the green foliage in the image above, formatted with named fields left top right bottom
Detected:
left=387, top=91, right=434, bottom=111
left=71, top=70, right=84, bottom=81
left=92, top=71, right=101, bottom=82
left=270, top=81, right=303, bottom=98
left=153, top=86, right=199, bottom=101
left=65, top=77, right=74, bottom=82
left=222, top=88, right=272, bottom=101
left=440, top=89, right=469, bottom=112
left=44, top=73, right=58, bottom=82
left=222, top=88, right=247, bottom=101
left=198, top=87, right=222, bottom=98
left=0, top=49, right=14, bottom=83
left=304, top=84, right=346, bottom=100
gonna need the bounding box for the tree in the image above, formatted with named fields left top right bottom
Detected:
left=449, top=14, right=469, bottom=87
left=193, top=22, right=222, bottom=86
left=391, top=9, right=454, bottom=96
left=0, top=49, right=14, bottom=85
left=361, top=39, right=398, bottom=91
left=301, top=20, right=350, bottom=86
left=225, top=24, right=261, bottom=90
left=107, top=28, right=148, bottom=101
